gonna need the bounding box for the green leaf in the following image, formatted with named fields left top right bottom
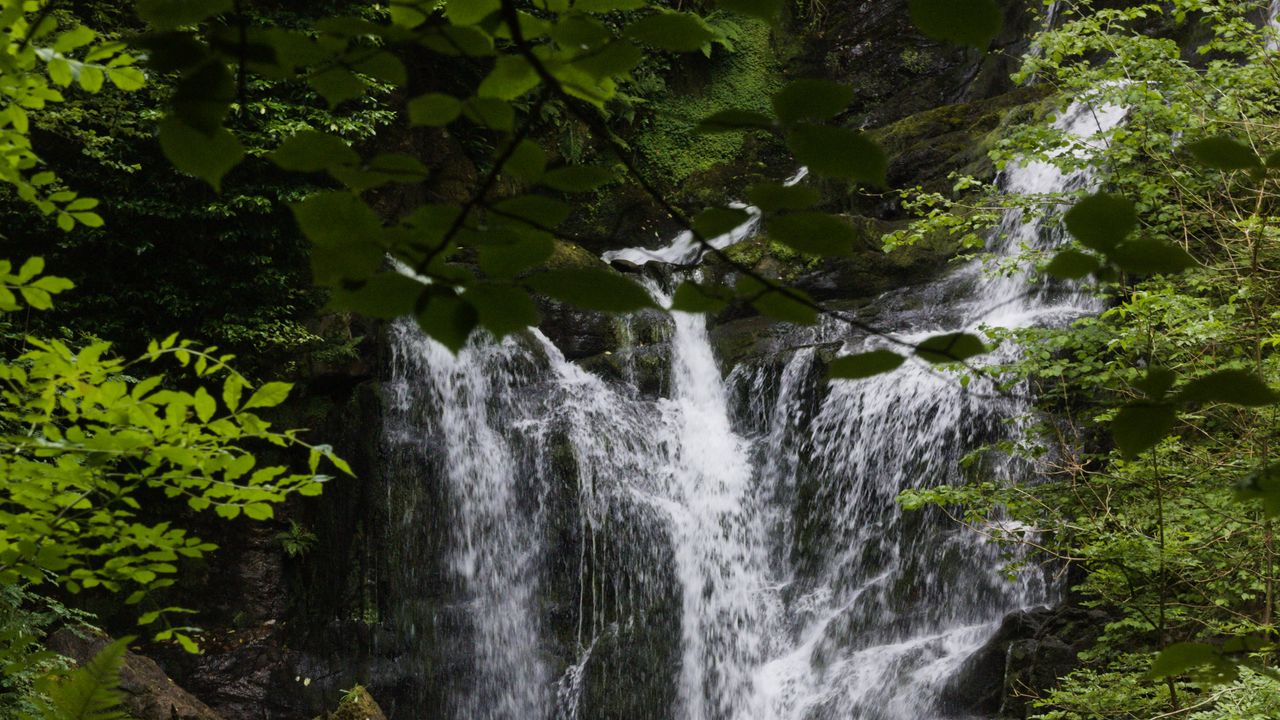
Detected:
left=1134, top=366, right=1176, bottom=400
left=243, top=381, right=292, bottom=409
left=1109, top=240, right=1196, bottom=275
left=1044, top=249, right=1100, bottom=280
left=737, top=277, right=817, bottom=325
left=542, top=165, right=615, bottom=192
left=466, top=283, right=542, bottom=337
left=271, top=131, right=358, bottom=172
left=772, top=80, right=854, bottom=124
left=716, top=0, right=783, bottom=22
left=1063, top=193, right=1135, bottom=252
left=477, top=234, right=555, bottom=278
left=747, top=182, right=820, bottom=211
left=157, top=117, right=244, bottom=192
left=574, top=0, right=647, bottom=10
left=914, top=332, right=988, bottom=363
left=693, top=207, right=751, bottom=240
left=527, top=268, right=656, bottom=312
left=1111, top=402, right=1176, bottom=458
left=328, top=273, right=425, bottom=319
left=787, top=124, right=887, bottom=186
left=309, top=67, right=367, bottom=107
left=624, top=12, right=716, bottom=52
left=290, top=192, right=383, bottom=247
left=408, top=93, right=463, bottom=126
left=243, top=503, right=274, bottom=520
left=446, top=0, right=499, bottom=25
left=36, top=636, right=131, bottom=720
left=572, top=40, right=643, bottom=80
left=828, top=349, right=906, bottom=379
left=504, top=139, right=546, bottom=183
left=493, top=195, right=572, bottom=229
left=416, top=291, right=479, bottom=352
left=695, top=108, right=774, bottom=134
left=1237, top=463, right=1280, bottom=516
left=1186, top=136, right=1263, bottom=172
left=136, top=0, right=233, bottom=29
left=1152, top=640, right=1228, bottom=676
left=462, top=97, right=515, bottom=131
left=478, top=56, right=539, bottom=100
left=765, top=212, right=859, bottom=256
left=907, top=0, right=1002, bottom=48
left=1177, top=369, right=1280, bottom=407
left=671, top=282, right=730, bottom=313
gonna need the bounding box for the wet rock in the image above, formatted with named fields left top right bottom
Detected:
left=46, top=629, right=225, bottom=720
left=941, top=605, right=1110, bottom=718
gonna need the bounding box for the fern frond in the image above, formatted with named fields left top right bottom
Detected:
left=34, top=637, right=132, bottom=720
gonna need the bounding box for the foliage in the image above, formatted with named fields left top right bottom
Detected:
left=274, top=520, right=318, bottom=559
left=30, top=636, right=129, bottom=720
left=899, top=1, right=1280, bottom=715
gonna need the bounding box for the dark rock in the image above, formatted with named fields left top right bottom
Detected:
left=941, top=605, right=1110, bottom=718
left=46, top=629, right=225, bottom=720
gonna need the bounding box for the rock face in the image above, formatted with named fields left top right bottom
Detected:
left=46, top=629, right=225, bottom=720
left=940, top=605, right=1110, bottom=718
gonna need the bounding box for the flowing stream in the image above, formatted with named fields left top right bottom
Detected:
left=378, top=97, right=1124, bottom=720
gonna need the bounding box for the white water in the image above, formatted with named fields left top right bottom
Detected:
left=602, top=168, right=808, bottom=267
left=380, top=95, right=1124, bottom=720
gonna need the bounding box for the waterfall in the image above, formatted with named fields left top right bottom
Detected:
left=379, top=92, right=1124, bottom=720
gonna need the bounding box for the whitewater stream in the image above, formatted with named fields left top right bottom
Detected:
left=373, top=94, right=1126, bottom=720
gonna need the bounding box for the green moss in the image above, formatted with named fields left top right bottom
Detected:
left=541, top=240, right=610, bottom=271
left=634, top=19, right=783, bottom=186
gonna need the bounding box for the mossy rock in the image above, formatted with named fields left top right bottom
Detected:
left=319, top=686, right=387, bottom=720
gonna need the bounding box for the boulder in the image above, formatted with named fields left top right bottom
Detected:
left=319, top=685, right=388, bottom=720
left=46, top=629, right=225, bottom=720
left=940, top=605, right=1110, bottom=718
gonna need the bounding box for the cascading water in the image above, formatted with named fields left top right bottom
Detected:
left=379, top=83, right=1124, bottom=720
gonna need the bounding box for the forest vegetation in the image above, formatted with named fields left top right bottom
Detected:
left=1, top=0, right=1280, bottom=719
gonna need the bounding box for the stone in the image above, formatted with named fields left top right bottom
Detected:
left=320, top=685, right=388, bottom=720
left=46, top=629, right=225, bottom=720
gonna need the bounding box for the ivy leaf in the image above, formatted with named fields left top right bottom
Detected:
left=158, top=117, right=244, bottom=192
left=828, top=350, right=906, bottom=379
left=908, top=0, right=1002, bottom=48
left=1111, top=402, right=1176, bottom=458
left=1044, top=249, right=1099, bottom=280
left=527, top=269, right=657, bottom=312
left=914, top=332, right=988, bottom=364
left=1177, top=369, right=1280, bottom=407
left=624, top=12, right=716, bottom=52
left=772, top=80, right=854, bottom=124
left=787, top=124, right=887, bottom=187
left=696, top=108, right=775, bottom=134
left=1186, top=136, right=1263, bottom=172
left=1063, top=193, right=1135, bottom=252
left=271, top=131, right=358, bottom=172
